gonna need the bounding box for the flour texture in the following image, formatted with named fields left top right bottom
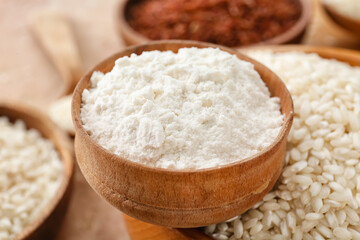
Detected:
left=81, top=48, right=283, bottom=169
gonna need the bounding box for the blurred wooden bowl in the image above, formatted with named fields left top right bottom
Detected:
left=240, top=44, right=360, bottom=65
left=117, top=0, right=312, bottom=47
left=0, top=102, right=74, bottom=240
left=322, top=2, right=360, bottom=36
left=72, top=40, right=294, bottom=228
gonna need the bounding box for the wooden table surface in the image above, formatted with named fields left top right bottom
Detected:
left=0, top=0, right=359, bottom=239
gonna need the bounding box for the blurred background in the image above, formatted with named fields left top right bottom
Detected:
left=1, top=0, right=359, bottom=108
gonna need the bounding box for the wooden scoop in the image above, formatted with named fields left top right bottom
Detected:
left=32, top=12, right=83, bottom=135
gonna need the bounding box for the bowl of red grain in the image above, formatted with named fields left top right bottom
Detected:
left=117, top=0, right=312, bottom=48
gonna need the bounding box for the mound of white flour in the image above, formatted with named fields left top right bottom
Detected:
left=81, top=48, right=283, bottom=169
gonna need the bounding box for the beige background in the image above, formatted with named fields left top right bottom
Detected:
left=1, top=0, right=359, bottom=109
left=0, top=0, right=122, bottom=108
left=0, top=0, right=359, bottom=239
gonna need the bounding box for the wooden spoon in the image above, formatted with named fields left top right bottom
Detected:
left=32, top=11, right=83, bottom=135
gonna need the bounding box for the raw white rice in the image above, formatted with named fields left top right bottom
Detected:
left=205, top=51, right=360, bottom=239
left=322, top=0, right=360, bottom=21
left=0, top=117, right=63, bottom=239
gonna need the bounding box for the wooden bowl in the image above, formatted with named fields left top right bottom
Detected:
left=322, top=2, right=360, bottom=37
left=117, top=0, right=312, bottom=47
left=72, top=40, right=294, bottom=228
left=0, top=102, right=74, bottom=240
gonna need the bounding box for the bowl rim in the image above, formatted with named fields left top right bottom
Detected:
left=0, top=102, right=74, bottom=240
left=72, top=40, right=294, bottom=174
left=117, top=0, right=312, bottom=47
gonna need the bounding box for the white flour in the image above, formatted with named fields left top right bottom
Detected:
left=80, top=48, right=283, bottom=169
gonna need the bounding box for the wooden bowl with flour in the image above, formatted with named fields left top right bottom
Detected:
left=0, top=102, right=74, bottom=240
left=71, top=40, right=294, bottom=228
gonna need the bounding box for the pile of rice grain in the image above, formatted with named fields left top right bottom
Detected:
left=205, top=51, right=360, bottom=240
left=0, top=117, right=63, bottom=240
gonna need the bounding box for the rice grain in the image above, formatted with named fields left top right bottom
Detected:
left=205, top=51, right=360, bottom=240
left=0, top=117, right=63, bottom=239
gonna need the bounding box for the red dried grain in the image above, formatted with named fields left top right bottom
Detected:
left=127, top=0, right=302, bottom=47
